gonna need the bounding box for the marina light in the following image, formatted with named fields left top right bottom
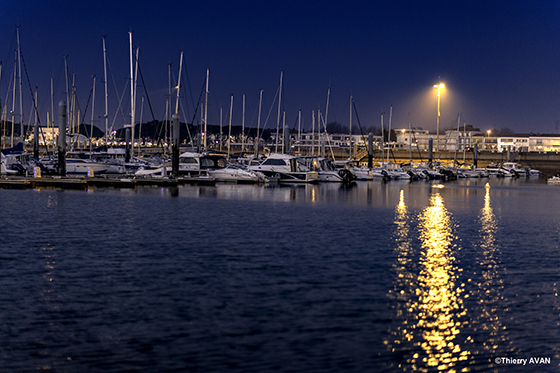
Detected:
left=433, top=83, right=445, bottom=151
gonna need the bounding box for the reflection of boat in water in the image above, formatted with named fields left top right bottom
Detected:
left=248, top=153, right=319, bottom=183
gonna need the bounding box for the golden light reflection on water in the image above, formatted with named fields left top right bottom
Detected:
left=416, top=193, right=469, bottom=371
left=386, top=191, right=470, bottom=372
left=473, top=185, right=509, bottom=355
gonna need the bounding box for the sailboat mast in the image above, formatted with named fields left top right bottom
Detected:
left=175, top=52, right=183, bottom=116
left=103, top=37, right=109, bottom=145
left=17, top=27, right=23, bottom=142
left=381, top=111, right=384, bottom=163
left=139, top=96, right=144, bottom=146
left=454, top=112, right=461, bottom=165
left=174, top=52, right=183, bottom=151
left=133, top=47, right=139, bottom=156
left=298, top=109, right=301, bottom=154
left=349, top=94, right=352, bottom=160
left=256, top=89, right=262, bottom=157
left=129, top=32, right=135, bottom=158
left=387, top=105, right=392, bottom=163
left=311, top=110, right=315, bottom=156
left=204, top=68, right=209, bottom=150
left=220, top=104, right=223, bottom=152
left=324, top=86, right=330, bottom=134
left=166, top=63, right=171, bottom=153
left=11, top=51, right=16, bottom=147
left=275, top=70, right=283, bottom=153
left=64, top=55, right=70, bottom=136
left=228, top=95, right=233, bottom=158
left=51, top=77, right=55, bottom=155
left=90, top=75, right=96, bottom=154
left=241, top=94, right=245, bottom=153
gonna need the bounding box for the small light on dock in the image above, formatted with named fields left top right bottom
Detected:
left=485, top=183, right=490, bottom=189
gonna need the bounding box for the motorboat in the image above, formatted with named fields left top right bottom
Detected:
left=379, top=162, right=412, bottom=180
left=66, top=158, right=111, bottom=175
left=502, top=162, right=540, bottom=178
left=208, top=164, right=266, bottom=183
left=301, top=157, right=356, bottom=183
left=333, top=161, right=373, bottom=181
left=248, top=153, right=319, bottom=183
left=486, top=164, right=516, bottom=177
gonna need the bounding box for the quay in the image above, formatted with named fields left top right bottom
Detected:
left=0, top=176, right=217, bottom=190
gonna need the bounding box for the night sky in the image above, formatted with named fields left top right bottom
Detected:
left=2, top=0, right=560, bottom=135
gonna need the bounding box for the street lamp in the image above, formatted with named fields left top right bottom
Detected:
left=487, top=129, right=491, bottom=137
left=433, top=83, right=445, bottom=151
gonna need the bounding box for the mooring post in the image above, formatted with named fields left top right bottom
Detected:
left=125, top=128, right=131, bottom=163
left=172, top=114, right=180, bottom=178
left=368, top=133, right=373, bottom=168
left=33, top=114, right=39, bottom=160
left=58, top=101, right=66, bottom=176
left=474, top=143, right=478, bottom=168
left=428, top=138, right=433, bottom=167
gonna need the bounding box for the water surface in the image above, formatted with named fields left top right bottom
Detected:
left=0, top=178, right=558, bottom=372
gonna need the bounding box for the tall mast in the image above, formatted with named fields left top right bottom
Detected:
left=17, top=27, right=23, bottom=142
left=103, top=36, right=109, bottom=145
left=51, top=78, right=55, bottom=155
left=228, top=94, right=233, bottom=158
left=387, top=105, right=392, bottom=163
left=282, top=111, right=286, bottom=153
left=317, top=109, right=321, bottom=156
left=139, top=96, right=144, bottom=146
left=133, top=47, right=139, bottom=156
left=64, top=55, right=69, bottom=135
left=324, top=85, right=330, bottom=134
left=219, top=104, right=223, bottom=152
left=90, top=75, right=96, bottom=154
left=311, top=110, right=315, bottom=156
left=275, top=70, right=283, bottom=153
left=454, top=112, right=461, bottom=165
left=71, top=73, right=76, bottom=135
left=349, top=94, right=353, bottom=160
left=129, top=32, right=135, bottom=157
left=204, top=68, right=209, bottom=150
left=166, top=63, right=171, bottom=153
left=256, top=89, right=263, bottom=157
left=381, top=111, right=384, bottom=163
left=175, top=51, right=183, bottom=116
left=175, top=51, right=183, bottom=151
left=11, top=51, right=16, bottom=147
left=241, top=94, right=245, bottom=153
left=298, top=109, right=301, bottom=154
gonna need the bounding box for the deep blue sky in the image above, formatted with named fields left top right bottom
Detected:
left=2, top=0, right=560, bottom=135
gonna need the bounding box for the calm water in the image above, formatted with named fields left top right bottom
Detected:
left=1, top=178, right=559, bottom=372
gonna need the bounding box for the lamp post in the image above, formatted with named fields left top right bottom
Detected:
left=433, top=83, right=444, bottom=151
left=487, top=129, right=491, bottom=150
